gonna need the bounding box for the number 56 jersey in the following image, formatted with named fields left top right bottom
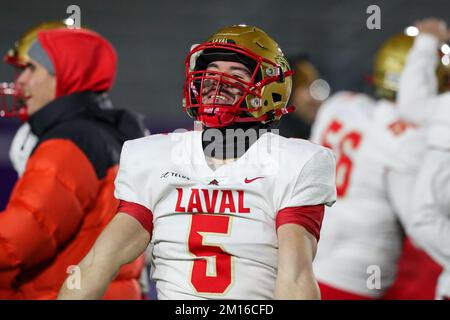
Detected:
left=114, top=130, right=336, bottom=299
left=310, top=91, right=425, bottom=298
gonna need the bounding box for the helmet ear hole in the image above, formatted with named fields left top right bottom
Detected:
left=272, top=93, right=282, bottom=103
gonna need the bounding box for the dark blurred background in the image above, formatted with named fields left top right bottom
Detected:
left=0, top=0, right=449, bottom=208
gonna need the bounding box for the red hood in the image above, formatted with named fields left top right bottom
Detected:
left=37, top=29, right=117, bottom=97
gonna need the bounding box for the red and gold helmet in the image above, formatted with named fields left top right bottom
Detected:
left=183, top=25, right=294, bottom=128
left=1, top=21, right=69, bottom=121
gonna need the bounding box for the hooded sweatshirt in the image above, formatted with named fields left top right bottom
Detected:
left=0, top=28, right=146, bottom=300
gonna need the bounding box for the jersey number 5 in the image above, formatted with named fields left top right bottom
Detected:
left=321, top=119, right=362, bottom=197
left=188, top=214, right=232, bottom=294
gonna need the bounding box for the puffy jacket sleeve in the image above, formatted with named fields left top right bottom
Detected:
left=0, top=139, right=99, bottom=276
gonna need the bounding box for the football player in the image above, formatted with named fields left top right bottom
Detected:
left=310, top=30, right=448, bottom=299
left=396, top=17, right=450, bottom=300
left=57, top=25, right=337, bottom=300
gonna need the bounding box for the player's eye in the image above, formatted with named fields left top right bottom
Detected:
left=231, top=78, right=246, bottom=90
left=203, top=79, right=217, bottom=88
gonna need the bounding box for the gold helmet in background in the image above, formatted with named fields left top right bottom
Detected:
left=373, top=32, right=450, bottom=100
left=1, top=20, right=69, bottom=119
left=4, top=20, right=69, bottom=67
left=183, top=25, right=293, bottom=128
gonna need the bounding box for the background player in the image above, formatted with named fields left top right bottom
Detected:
left=310, top=29, right=448, bottom=299
left=396, top=17, right=450, bottom=300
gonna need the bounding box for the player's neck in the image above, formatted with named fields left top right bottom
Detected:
left=201, top=122, right=275, bottom=160
left=204, top=156, right=237, bottom=170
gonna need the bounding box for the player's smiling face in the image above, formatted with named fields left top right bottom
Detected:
left=201, top=60, right=252, bottom=106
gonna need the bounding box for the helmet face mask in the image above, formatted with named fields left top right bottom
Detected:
left=0, top=81, right=27, bottom=120
left=183, top=25, right=294, bottom=128
left=185, top=42, right=270, bottom=128
left=0, top=67, right=27, bottom=121
left=190, top=67, right=250, bottom=126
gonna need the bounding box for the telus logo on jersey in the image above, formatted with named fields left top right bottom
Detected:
left=175, top=188, right=250, bottom=214
left=160, top=171, right=191, bottom=180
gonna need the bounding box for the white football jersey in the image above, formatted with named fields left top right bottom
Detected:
left=409, top=148, right=450, bottom=299
left=9, top=122, right=38, bottom=177
left=115, top=130, right=336, bottom=299
left=397, top=33, right=450, bottom=298
left=310, top=91, right=425, bottom=298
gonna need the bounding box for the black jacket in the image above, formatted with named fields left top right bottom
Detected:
left=28, top=91, right=146, bottom=178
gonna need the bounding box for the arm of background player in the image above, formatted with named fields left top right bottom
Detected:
left=385, top=168, right=417, bottom=231
left=275, top=224, right=320, bottom=299
left=397, top=33, right=440, bottom=125
left=57, top=212, right=151, bottom=299
left=386, top=150, right=450, bottom=269
left=407, top=149, right=450, bottom=269
left=397, top=19, right=448, bottom=125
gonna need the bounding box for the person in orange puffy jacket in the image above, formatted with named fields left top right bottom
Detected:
left=0, top=22, right=146, bottom=299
